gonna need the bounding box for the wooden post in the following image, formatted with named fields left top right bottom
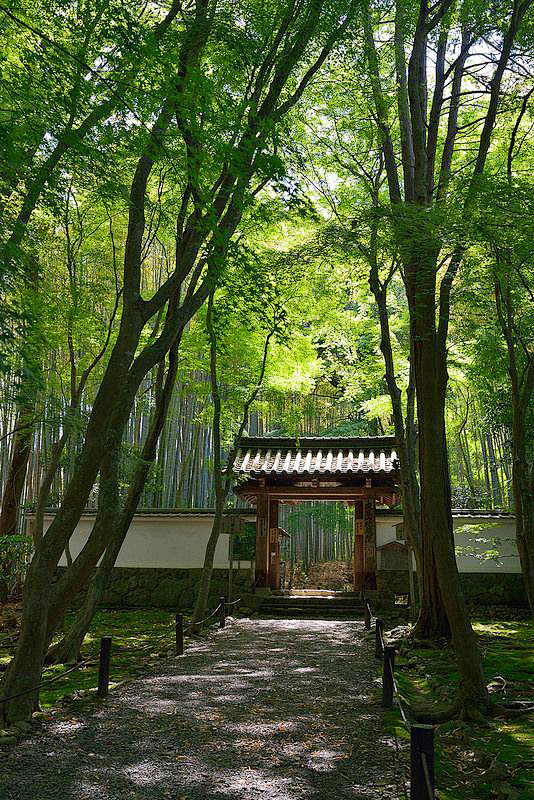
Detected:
left=255, top=492, right=269, bottom=587
left=353, top=500, right=364, bottom=592
left=269, top=498, right=280, bottom=590
left=219, top=596, right=226, bottom=629
left=410, top=724, right=435, bottom=799
left=364, top=602, right=371, bottom=630
left=228, top=532, right=234, bottom=604
left=175, top=613, right=184, bottom=656
left=382, top=645, right=395, bottom=708
left=97, top=636, right=112, bottom=697
left=375, top=618, right=384, bottom=659
left=363, top=497, right=377, bottom=589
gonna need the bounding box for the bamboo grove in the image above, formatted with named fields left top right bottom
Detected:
left=0, top=0, right=533, bottom=723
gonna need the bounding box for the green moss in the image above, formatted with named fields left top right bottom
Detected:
left=383, top=617, right=534, bottom=800
left=0, top=609, right=206, bottom=709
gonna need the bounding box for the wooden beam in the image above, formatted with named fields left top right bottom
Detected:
left=246, top=486, right=397, bottom=499
left=353, top=500, right=364, bottom=592
left=363, top=498, right=377, bottom=589
left=255, top=493, right=269, bottom=588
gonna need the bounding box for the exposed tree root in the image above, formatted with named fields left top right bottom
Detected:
left=410, top=620, right=451, bottom=642
left=412, top=696, right=534, bottom=726
left=412, top=699, right=462, bottom=724
left=492, top=701, right=534, bottom=719
left=44, top=639, right=82, bottom=666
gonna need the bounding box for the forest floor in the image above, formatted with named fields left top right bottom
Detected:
left=0, top=617, right=406, bottom=800
left=0, top=603, right=181, bottom=708
left=389, top=615, right=534, bottom=800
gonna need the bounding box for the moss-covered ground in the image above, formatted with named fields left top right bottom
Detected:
left=1, top=605, right=532, bottom=800
left=386, top=617, right=534, bottom=800
left=0, top=607, right=197, bottom=709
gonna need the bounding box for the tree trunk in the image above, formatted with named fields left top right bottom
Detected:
left=191, top=494, right=226, bottom=628
left=460, top=431, right=477, bottom=504
left=494, top=276, right=534, bottom=612
left=0, top=392, right=36, bottom=603
left=0, top=255, right=42, bottom=544
left=407, top=251, right=488, bottom=711
left=48, top=344, right=181, bottom=663
left=487, top=434, right=503, bottom=508
left=0, top=401, right=34, bottom=539
left=0, top=315, right=143, bottom=724
left=480, top=433, right=492, bottom=507
left=513, top=445, right=534, bottom=613
left=370, top=267, right=449, bottom=638
left=414, top=530, right=451, bottom=639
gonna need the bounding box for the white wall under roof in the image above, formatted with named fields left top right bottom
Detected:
left=31, top=514, right=253, bottom=570
left=377, top=514, right=520, bottom=573
left=30, top=511, right=518, bottom=573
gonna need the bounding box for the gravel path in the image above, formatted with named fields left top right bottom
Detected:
left=1, top=619, right=407, bottom=800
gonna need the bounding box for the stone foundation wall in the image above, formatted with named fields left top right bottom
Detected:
left=459, top=572, right=527, bottom=606
left=377, top=570, right=527, bottom=606
left=58, top=567, right=253, bottom=609
left=376, top=570, right=410, bottom=595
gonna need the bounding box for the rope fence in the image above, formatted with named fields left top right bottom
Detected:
left=0, top=654, right=98, bottom=705
left=2, top=596, right=435, bottom=800
left=1, top=596, right=241, bottom=709
left=371, top=605, right=436, bottom=800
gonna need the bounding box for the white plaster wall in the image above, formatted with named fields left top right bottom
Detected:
left=29, top=512, right=518, bottom=574
left=31, top=514, right=252, bottom=570
left=376, top=514, right=520, bottom=573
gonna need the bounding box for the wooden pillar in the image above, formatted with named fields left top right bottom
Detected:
left=269, top=498, right=280, bottom=590
left=255, top=493, right=269, bottom=587
left=353, top=500, right=364, bottom=592
left=363, top=496, right=377, bottom=589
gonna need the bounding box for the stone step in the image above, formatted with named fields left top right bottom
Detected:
left=261, top=597, right=364, bottom=608
left=258, top=607, right=365, bottom=618
left=260, top=600, right=365, bottom=615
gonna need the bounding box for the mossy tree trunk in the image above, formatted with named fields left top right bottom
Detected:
left=192, top=293, right=275, bottom=627
left=47, top=337, right=181, bottom=664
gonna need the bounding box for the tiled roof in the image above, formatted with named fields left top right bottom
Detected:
left=232, top=436, right=399, bottom=476
left=451, top=509, right=515, bottom=519
left=30, top=507, right=255, bottom=518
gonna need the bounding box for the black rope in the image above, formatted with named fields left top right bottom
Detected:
left=1, top=602, right=242, bottom=708
left=0, top=655, right=97, bottom=705
left=125, top=623, right=176, bottom=655
left=375, top=615, right=410, bottom=800
left=388, top=658, right=410, bottom=726
left=183, top=601, right=223, bottom=633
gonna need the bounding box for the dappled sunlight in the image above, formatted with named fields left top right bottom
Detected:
left=208, top=767, right=304, bottom=799
left=227, top=719, right=303, bottom=737
left=123, top=760, right=175, bottom=786
left=4, top=619, right=406, bottom=799
left=46, top=718, right=89, bottom=737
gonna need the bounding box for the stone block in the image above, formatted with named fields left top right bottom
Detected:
left=150, top=578, right=181, bottom=608
left=179, top=588, right=196, bottom=608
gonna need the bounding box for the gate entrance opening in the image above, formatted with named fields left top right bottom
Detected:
left=232, top=436, right=400, bottom=592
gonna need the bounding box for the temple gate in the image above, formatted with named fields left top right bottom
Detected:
left=232, top=435, right=400, bottom=591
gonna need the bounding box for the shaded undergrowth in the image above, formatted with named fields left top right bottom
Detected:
left=384, top=618, right=534, bottom=800
left=0, top=608, right=191, bottom=708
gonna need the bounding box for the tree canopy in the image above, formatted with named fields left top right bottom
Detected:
left=0, top=0, right=533, bottom=724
